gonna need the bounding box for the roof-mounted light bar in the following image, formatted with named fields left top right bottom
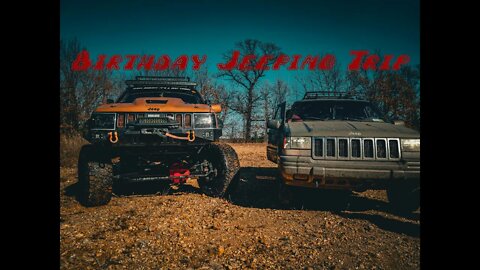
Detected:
left=303, top=91, right=366, bottom=100
left=126, top=76, right=197, bottom=88
left=135, top=76, right=191, bottom=82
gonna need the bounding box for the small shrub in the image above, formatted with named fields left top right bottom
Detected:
left=60, top=133, right=88, bottom=167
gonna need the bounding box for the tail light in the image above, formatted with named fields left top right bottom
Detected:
left=283, top=136, right=288, bottom=149
left=185, top=114, right=192, bottom=128
left=127, top=113, right=135, bottom=123
left=117, top=113, right=125, bottom=128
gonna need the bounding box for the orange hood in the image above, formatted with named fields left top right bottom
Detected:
left=95, top=97, right=221, bottom=113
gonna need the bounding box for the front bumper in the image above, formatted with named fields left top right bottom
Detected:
left=279, top=153, right=419, bottom=190
left=87, top=127, right=221, bottom=146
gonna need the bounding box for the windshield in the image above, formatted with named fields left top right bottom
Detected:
left=117, top=90, right=204, bottom=104
left=288, top=100, right=384, bottom=122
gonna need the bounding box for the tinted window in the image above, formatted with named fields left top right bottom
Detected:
left=289, top=100, right=384, bottom=121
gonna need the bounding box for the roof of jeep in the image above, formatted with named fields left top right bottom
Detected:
left=294, top=99, right=370, bottom=103
left=302, top=91, right=367, bottom=101
left=116, top=76, right=205, bottom=104
left=126, top=76, right=197, bottom=87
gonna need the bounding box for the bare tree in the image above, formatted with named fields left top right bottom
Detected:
left=344, top=65, right=420, bottom=129
left=193, top=67, right=233, bottom=125
left=60, top=38, right=117, bottom=134
left=218, top=39, right=282, bottom=141
left=295, top=58, right=344, bottom=95
left=293, top=51, right=420, bottom=130
left=76, top=68, right=115, bottom=124
left=261, top=79, right=288, bottom=141
left=60, top=38, right=82, bottom=133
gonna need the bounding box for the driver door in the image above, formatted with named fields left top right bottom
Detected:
left=267, top=102, right=286, bottom=163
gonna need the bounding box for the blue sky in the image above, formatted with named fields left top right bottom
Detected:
left=61, top=0, right=419, bottom=89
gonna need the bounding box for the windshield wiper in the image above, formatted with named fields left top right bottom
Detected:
left=340, top=117, right=363, bottom=121
left=303, top=116, right=332, bottom=121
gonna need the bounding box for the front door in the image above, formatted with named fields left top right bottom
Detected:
left=266, top=102, right=286, bottom=163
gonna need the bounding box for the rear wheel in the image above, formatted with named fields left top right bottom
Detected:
left=76, top=144, right=113, bottom=207
left=198, top=143, right=240, bottom=197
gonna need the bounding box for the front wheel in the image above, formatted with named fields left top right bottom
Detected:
left=76, top=144, right=113, bottom=207
left=198, top=143, right=240, bottom=197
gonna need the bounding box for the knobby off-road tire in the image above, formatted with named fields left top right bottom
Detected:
left=76, top=144, right=113, bottom=207
left=387, top=180, right=420, bottom=213
left=198, top=142, right=240, bottom=197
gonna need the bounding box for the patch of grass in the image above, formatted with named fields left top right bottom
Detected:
left=60, top=133, right=88, bottom=167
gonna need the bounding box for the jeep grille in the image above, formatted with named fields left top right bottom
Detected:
left=312, top=137, right=401, bottom=160
left=126, top=113, right=215, bottom=129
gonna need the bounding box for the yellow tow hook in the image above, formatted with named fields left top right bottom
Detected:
left=108, top=131, right=119, bottom=144
left=187, top=130, right=195, bottom=142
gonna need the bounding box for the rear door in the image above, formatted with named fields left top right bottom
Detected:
left=267, top=102, right=286, bottom=163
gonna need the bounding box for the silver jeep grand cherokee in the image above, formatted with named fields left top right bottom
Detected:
left=267, top=92, right=420, bottom=212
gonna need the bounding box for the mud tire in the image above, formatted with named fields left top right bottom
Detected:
left=198, top=143, right=240, bottom=197
left=76, top=144, right=113, bottom=207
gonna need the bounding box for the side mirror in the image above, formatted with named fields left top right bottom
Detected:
left=211, top=104, right=222, bottom=113
left=267, top=119, right=281, bottom=129
left=106, top=99, right=114, bottom=104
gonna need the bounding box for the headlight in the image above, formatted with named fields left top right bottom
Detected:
left=289, top=136, right=311, bottom=149
left=401, top=138, right=420, bottom=151
left=90, top=113, right=116, bottom=130
left=194, top=114, right=215, bottom=128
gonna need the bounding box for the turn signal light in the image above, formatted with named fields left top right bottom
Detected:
left=185, top=114, right=192, bottom=128
left=117, top=114, right=125, bottom=128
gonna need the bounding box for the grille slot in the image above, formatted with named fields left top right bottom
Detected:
left=326, top=138, right=336, bottom=157
left=351, top=139, right=361, bottom=158
left=338, top=139, right=348, bottom=158
left=364, top=139, right=374, bottom=158
left=314, top=138, right=323, bottom=157
left=376, top=139, right=387, bottom=159
left=389, top=139, right=400, bottom=158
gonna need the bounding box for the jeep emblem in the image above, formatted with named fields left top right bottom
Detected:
left=349, top=131, right=362, bottom=136
left=148, top=107, right=160, bottom=111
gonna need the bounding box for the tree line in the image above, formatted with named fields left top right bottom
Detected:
left=60, top=38, right=420, bottom=141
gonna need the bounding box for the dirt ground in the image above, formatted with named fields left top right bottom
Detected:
left=60, top=143, right=420, bottom=269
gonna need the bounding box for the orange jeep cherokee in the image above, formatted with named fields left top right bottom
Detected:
left=77, top=76, right=240, bottom=207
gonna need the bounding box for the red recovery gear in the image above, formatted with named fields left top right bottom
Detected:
left=169, top=162, right=190, bottom=184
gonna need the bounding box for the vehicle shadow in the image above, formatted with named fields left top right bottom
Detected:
left=335, top=211, right=420, bottom=237
left=228, top=166, right=420, bottom=237
left=63, top=166, right=419, bottom=237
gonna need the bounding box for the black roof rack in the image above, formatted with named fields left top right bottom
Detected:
left=303, top=91, right=366, bottom=100
left=125, top=76, right=197, bottom=88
